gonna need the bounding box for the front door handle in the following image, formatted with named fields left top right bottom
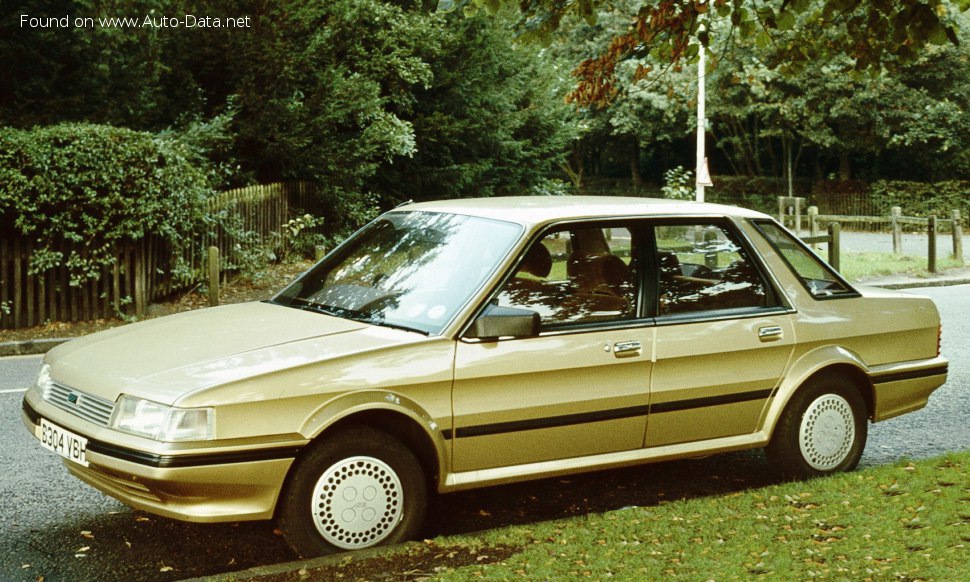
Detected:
left=758, top=326, right=784, bottom=342
left=613, top=340, right=642, bottom=358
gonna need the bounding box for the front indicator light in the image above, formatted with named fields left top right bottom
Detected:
left=110, top=395, right=214, bottom=442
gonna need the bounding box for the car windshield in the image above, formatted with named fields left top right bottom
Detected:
left=271, top=210, right=523, bottom=335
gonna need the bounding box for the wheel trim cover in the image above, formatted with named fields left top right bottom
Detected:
left=311, top=456, right=404, bottom=550
left=798, top=394, right=855, bottom=471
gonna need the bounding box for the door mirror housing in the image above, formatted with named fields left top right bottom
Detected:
left=465, top=305, right=540, bottom=340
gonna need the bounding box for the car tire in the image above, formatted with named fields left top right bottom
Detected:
left=278, top=426, right=427, bottom=557
left=766, top=374, right=868, bottom=479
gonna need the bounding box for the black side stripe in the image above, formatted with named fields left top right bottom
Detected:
left=24, top=400, right=302, bottom=469
left=443, top=388, right=774, bottom=440
left=649, top=389, right=774, bottom=414
left=871, top=364, right=948, bottom=385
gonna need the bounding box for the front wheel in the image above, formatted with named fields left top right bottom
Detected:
left=278, top=426, right=427, bottom=557
left=766, top=375, right=868, bottom=479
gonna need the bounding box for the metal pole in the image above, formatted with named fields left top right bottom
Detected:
left=695, top=30, right=706, bottom=203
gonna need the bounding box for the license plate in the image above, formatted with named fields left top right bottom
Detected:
left=39, top=418, right=89, bottom=467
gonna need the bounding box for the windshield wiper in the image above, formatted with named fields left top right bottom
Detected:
left=272, top=297, right=344, bottom=317
left=363, top=320, right=430, bottom=336
left=271, top=297, right=429, bottom=335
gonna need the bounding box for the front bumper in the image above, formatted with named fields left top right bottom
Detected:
left=22, top=395, right=302, bottom=523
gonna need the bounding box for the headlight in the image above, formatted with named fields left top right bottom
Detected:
left=110, top=395, right=214, bottom=442
left=34, top=363, right=52, bottom=397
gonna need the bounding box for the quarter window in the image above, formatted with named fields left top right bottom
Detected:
left=752, top=220, right=855, bottom=298
left=495, top=226, right=637, bottom=326
left=654, top=223, right=770, bottom=315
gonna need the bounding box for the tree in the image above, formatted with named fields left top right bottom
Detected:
left=439, top=0, right=963, bottom=107
left=543, top=2, right=695, bottom=188
left=367, top=13, right=576, bottom=202
left=707, top=6, right=970, bottom=182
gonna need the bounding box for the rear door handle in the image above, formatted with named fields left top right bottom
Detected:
left=613, top=341, right=642, bottom=358
left=758, top=326, right=784, bottom=342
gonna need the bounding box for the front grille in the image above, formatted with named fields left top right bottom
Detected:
left=44, top=381, right=115, bottom=427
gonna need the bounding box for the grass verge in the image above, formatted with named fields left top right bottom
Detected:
left=280, top=451, right=968, bottom=581
left=839, top=251, right=965, bottom=282
left=438, top=452, right=969, bottom=580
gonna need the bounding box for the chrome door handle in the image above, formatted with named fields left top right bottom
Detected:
left=613, top=341, right=642, bottom=358
left=758, top=326, right=784, bottom=342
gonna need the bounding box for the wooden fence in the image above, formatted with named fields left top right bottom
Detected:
left=0, top=182, right=323, bottom=330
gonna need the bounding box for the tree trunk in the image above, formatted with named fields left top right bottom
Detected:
left=630, top=137, right=642, bottom=188
left=839, top=151, right=851, bottom=181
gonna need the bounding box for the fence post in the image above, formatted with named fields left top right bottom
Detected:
left=891, top=206, right=902, bottom=254
left=208, top=246, right=221, bottom=307
left=828, top=222, right=841, bottom=272
left=808, top=206, right=819, bottom=237
left=928, top=216, right=937, bottom=274
left=952, top=209, right=963, bottom=264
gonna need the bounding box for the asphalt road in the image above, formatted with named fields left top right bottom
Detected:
left=1, top=285, right=967, bottom=581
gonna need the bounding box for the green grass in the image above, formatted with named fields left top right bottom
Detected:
left=415, top=452, right=970, bottom=580
left=838, top=251, right=965, bottom=282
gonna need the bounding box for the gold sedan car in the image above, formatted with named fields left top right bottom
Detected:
left=23, top=197, right=948, bottom=556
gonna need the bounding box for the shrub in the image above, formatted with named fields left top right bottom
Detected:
left=0, top=123, right=214, bottom=284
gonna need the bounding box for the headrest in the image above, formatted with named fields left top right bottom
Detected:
left=519, top=243, right=552, bottom=278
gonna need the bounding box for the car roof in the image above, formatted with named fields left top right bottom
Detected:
left=397, top=196, right=770, bottom=228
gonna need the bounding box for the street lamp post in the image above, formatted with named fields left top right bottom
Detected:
left=695, top=19, right=712, bottom=203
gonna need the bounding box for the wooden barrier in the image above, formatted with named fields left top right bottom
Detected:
left=801, top=223, right=841, bottom=271
left=807, top=205, right=964, bottom=274
left=0, top=182, right=323, bottom=330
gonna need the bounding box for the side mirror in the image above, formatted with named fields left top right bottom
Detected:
left=465, top=305, right=540, bottom=340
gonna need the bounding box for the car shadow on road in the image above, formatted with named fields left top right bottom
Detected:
left=17, top=509, right=296, bottom=582
left=424, top=449, right=780, bottom=539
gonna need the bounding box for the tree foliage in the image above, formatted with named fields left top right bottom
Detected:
left=441, top=0, right=963, bottom=107
left=368, top=13, right=576, bottom=203
left=1, top=0, right=575, bottom=214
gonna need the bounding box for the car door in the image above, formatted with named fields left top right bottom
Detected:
left=451, top=223, right=653, bottom=473
left=645, top=219, right=796, bottom=447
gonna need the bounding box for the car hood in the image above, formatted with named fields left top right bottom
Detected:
left=46, top=302, right=426, bottom=405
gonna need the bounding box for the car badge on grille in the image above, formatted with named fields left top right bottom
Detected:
left=67, top=392, right=80, bottom=406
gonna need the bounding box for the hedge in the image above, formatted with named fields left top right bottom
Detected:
left=869, top=180, right=970, bottom=218
left=0, top=123, right=214, bottom=283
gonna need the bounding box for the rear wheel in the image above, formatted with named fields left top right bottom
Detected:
left=278, top=426, right=427, bottom=557
left=767, top=374, right=868, bottom=479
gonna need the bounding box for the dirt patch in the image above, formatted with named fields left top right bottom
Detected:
left=253, top=542, right=521, bottom=581
left=0, top=261, right=312, bottom=343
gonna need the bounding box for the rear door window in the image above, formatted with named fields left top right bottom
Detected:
left=652, top=222, right=776, bottom=316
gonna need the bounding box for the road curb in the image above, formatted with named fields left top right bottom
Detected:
left=865, top=277, right=970, bottom=290
left=0, top=338, right=72, bottom=357
left=179, top=541, right=415, bottom=582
